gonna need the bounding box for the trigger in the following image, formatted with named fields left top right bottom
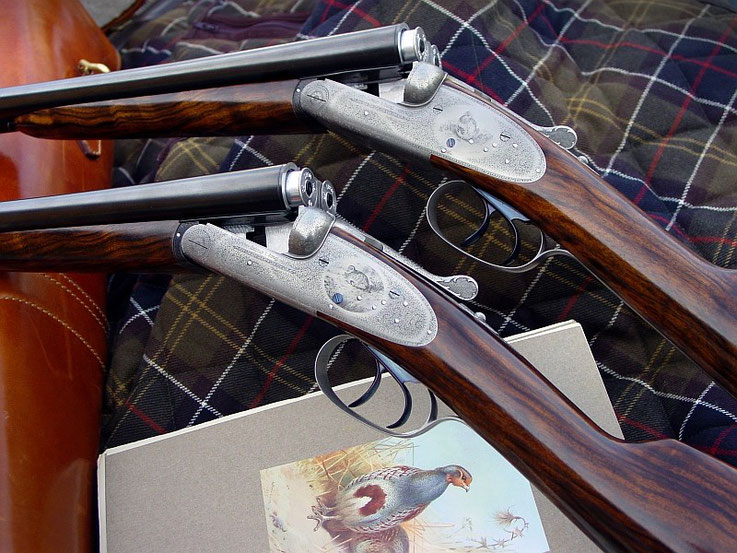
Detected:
left=476, top=189, right=531, bottom=223
left=367, top=346, right=420, bottom=384
left=463, top=187, right=524, bottom=265
left=366, top=346, right=416, bottom=429
left=461, top=199, right=492, bottom=248
left=348, top=358, right=383, bottom=408
left=314, top=334, right=462, bottom=438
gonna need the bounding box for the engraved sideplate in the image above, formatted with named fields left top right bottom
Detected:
left=333, top=218, right=479, bottom=301
left=181, top=223, right=438, bottom=347
left=299, top=77, right=546, bottom=183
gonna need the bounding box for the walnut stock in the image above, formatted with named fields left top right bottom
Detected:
left=11, top=81, right=315, bottom=139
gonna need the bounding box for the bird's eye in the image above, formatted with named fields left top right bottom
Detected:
left=461, top=475, right=466, bottom=481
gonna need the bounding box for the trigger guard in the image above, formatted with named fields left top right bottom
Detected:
left=314, top=334, right=460, bottom=438
left=426, top=180, right=570, bottom=273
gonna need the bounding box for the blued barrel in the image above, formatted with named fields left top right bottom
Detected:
left=0, top=164, right=305, bottom=230
left=0, top=24, right=426, bottom=120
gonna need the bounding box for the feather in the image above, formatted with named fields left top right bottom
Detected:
left=354, top=485, right=386, bottom=516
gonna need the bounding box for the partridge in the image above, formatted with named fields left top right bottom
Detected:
left=310, top=464, right=472, bottom=534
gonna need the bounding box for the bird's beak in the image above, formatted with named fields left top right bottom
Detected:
left=463, top=484, right=470, bottom=492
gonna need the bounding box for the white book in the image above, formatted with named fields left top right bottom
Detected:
left=99, top=320, right=620, bottom=552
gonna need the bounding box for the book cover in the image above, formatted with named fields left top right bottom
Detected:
left=98, top=320, right=620, bottom=552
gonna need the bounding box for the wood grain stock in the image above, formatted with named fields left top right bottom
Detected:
left=432, top=79, right=737, bottom=399
left=11, top=80, right=315, bottom=139
left=327, top=225, right=737, bottom=553
left=0, top=221, right=188, bottom=272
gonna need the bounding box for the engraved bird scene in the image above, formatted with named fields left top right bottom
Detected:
left=437, top=109, right=493, bottom=149
left=323, top=258, right=387, bottom=313
left=260, top=421, right=550, bottom=552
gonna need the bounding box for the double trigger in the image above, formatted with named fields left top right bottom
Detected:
left=314, top=335, right=459, bottom=438
left=426, top=180, right=571, bottom=273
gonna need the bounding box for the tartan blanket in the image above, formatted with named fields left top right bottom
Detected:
left=102, top=0, right=737, bottom=468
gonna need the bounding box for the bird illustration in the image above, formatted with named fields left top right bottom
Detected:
left=351, top=526, right=410, bottom=553
left=309, top=464, right=472, bottom=535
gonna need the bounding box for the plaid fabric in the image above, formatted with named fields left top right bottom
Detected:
left=102, top=0, right=737, bottom=467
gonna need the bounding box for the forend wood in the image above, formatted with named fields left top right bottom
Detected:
left=0, top=221, right=188, bottom=272
left=10, top=80, right=316, bottom=139
left=325, top=225, right=737, bottom=553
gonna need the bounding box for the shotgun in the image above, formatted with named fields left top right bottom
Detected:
left=1, top=27, right=734, bottom=402
left=183, top=208, right=737, bottom=553
left=2, top=169, right=735, bottom=551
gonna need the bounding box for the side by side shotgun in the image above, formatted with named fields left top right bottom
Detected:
left=3, top=47, right=737, bottom=401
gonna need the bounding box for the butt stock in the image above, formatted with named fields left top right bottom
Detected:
left=327, top=225, right=737, bottom=553
left=0, top=221, right=187, bottom=272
